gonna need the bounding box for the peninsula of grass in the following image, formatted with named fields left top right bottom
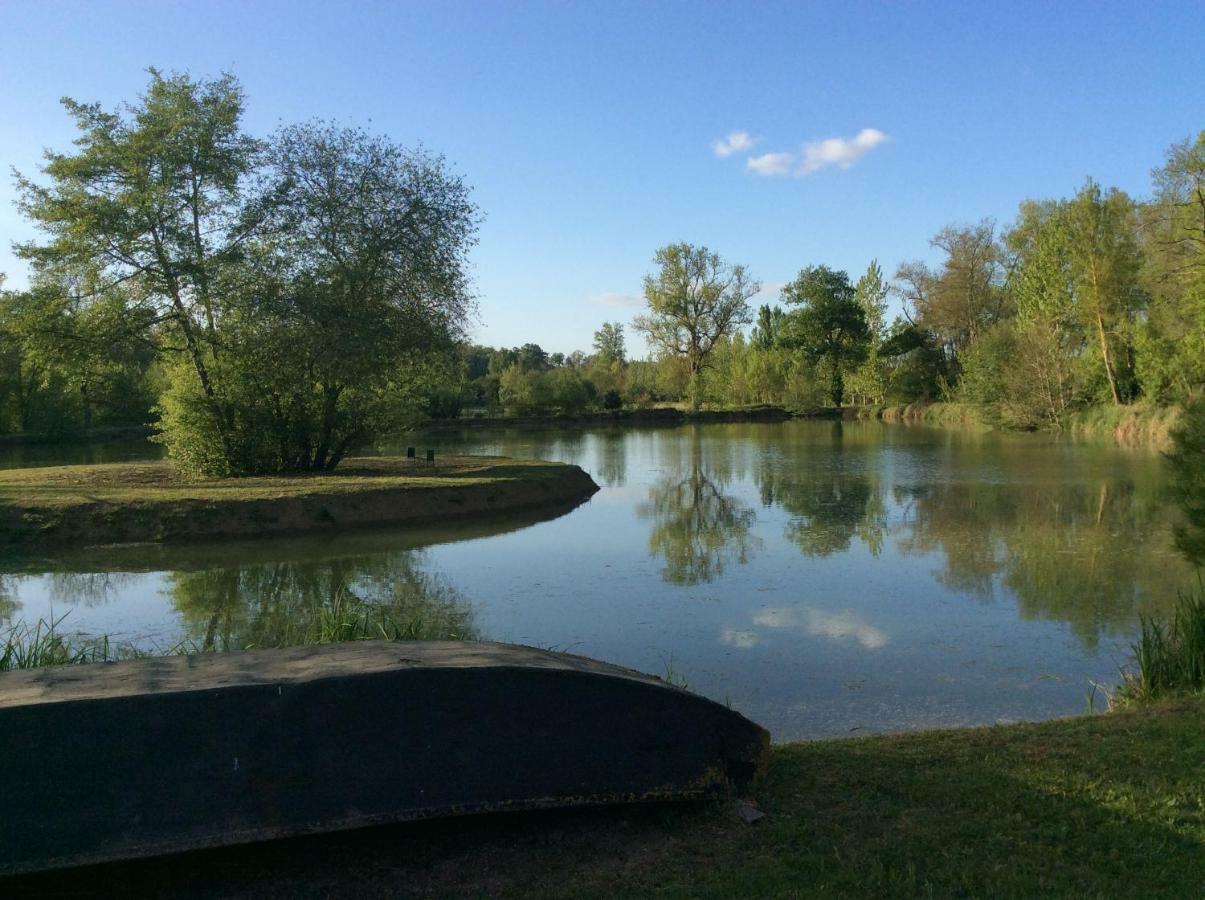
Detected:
left=0, top=456, right=599, bottom=547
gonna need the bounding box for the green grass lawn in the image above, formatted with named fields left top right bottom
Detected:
left=0, top=456, right=571, bottom=505
left=15, top=697, right=1203, bottom=899
left=0, top=456, right=597, bottom=546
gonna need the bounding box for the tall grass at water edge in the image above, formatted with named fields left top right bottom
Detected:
left=0, top=600, right=458, bottom=673
left=1117, top=580, right=1205, bottom=704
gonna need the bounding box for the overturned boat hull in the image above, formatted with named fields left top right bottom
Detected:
left=0, top=640, right=768, bottom=875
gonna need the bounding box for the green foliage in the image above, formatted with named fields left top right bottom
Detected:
left=750, top=304, right=784, bottom=349
left=0, top=278, right=156, bottom=435
left=876, top=320, right=950, bottom=403
left=7, top=73, right=1201, bottom=442
left=1, top=615, right=111, bottom=671
left=1140, top=131, right=1205, bottom=403
left=846, top=261, right=889, bottom=404
left=959, top=318, right=1093, bottom=429
left=591, top=322, right=626, bottom=365
left=1061, top=180, right=1145, bottom=404
left=498, top=365, right=550, bottom=414
left=14, top=71, right=476, bottom=475
left=780, top=265, right=871, bottom=407
left=633, top=243, right=757, bottom=411
left=893, top=220, right=1009, bottom=369
left=704, top=337, right=825, bottom=409
left=1118, top=584, right=1205, bottom=704
left=497, top=364, right=598, bottom=415
left=15, top=69, right=259, bottom=449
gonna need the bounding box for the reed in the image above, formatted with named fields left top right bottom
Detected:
left=0, top=602, right=461, bottom=673
left=0, top=615, right=114, bottom=671
left=1118, top=581, right=1205, bottom=704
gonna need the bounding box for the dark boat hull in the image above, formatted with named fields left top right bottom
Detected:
left=0, top=641, right=768, bottom=875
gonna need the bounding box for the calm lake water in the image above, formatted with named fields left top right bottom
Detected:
left=0, top=421, right=1193, bottom=741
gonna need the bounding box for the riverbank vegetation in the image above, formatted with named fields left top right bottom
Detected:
left=13, top=696, right=1203, bottom=898
left=1113, top=402, right=1205, bottom=703
left=0, top=456, right=597, bottom=545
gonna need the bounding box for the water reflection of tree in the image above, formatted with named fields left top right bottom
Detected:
left=592, top=430, right=627, bottom=487
left=770, top=474, right=885, bottom=558
left=897, top=478, right=1189, bottom=648
left=168, top=551, right=476, bottom=651
left=755, top=426, right=887, bottom=558
left=47, top=572, right=143, bottom=607
left=639, top=462, right=759, bottom=586
left=0, top=576, right=20, bottom=625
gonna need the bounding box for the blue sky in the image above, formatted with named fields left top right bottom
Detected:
left=1, top=1, right=1202, bottom=356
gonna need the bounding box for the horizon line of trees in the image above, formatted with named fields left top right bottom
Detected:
left=1, top=70, right=1200, bottom=458
left=439, top=128, right=1205, bottom=424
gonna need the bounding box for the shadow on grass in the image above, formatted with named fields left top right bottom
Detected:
left=7, top=702, right=1205, bottom=899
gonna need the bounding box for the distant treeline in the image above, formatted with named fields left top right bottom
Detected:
left=2, top=85, right=1202, bottom=439
left=433, top=130, right=1205, bottom=426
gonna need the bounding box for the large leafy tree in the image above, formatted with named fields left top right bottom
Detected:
left=780, top=265, right=871, bottom=409
left=894, top=221, right=1009, bottom=374
left=847, top=260, right=889, bottom=404
left=592, top=322, right=626, bottom=364
left=751, top=304, right=785, bottom=350
left=633, top=243, right=757, bottom=411
left=157, top=122, right=478, bottom=474
left=1061, top=180, right=1145, bottom=405
left=15, top=70, right=477, bottom=475
left=15, top=69, right=260, bottom=457
left=1140, top=131, right=1205, bottom=401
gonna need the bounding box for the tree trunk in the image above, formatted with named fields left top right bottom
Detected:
left=81, top=383, right=92, bottom=429
left=1095, top=310, right=1121, bottom=405
left=1087, top=259, right=1122, bottom=406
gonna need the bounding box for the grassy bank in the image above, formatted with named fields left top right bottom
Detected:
left=851, top=400, right=1183, bottom=451
left=13, top=697, right=1203, bottom=899
left=853, top=401, right=982, bottom=427
left=0, top=456, right=598, bottom=547
left=1067, top=402, right=1183, bottom=452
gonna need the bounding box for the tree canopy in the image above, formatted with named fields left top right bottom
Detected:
left=14, top=70, right=477, bottom=475
left=780, top=265, right=871, bottom=408
left=633, top=243, right=757, bottom=411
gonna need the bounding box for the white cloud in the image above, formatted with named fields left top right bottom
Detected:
left=745, top=128, right=889, bottom=177
left=712, top=130, right=758, bottom=158
left=590, top=292, right=643, bottom=308
left=746, top=152, right=795, bottom=176
left=752, top=606, right=888, bottom=650
left=720, top=627, right=760, bottom=649
left=799, top=128, right=889, bottom=174
left=803, top=609, right=888, bottom=650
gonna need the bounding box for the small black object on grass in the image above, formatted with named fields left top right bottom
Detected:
left=406, top=447, right=416, bottom=459
left=426, top=449, right=435, bottom=465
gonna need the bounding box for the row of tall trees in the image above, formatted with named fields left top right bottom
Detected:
left=443, top=247, right=943, bottom=417
left=498, top=129, right=1204, bottom=425
left=3, top=71, right=1199, bottom=446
